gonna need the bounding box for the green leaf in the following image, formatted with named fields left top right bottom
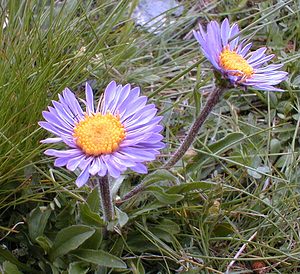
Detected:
left=49, top=225, right=95, bottom=261
left=207, top=132, right=245, bottom=153
left=156, top=219, right=180, bottom=235
left=212, top=223, right=235, bottom=237
left=80, top=228, right=103, bottom=250
left=3, top=261, right=22, bottom=274
left=115, top=207, right=129, bottom=227
left=71, top=249, right=127, bottom=269
left=109, top=237, right=125, bottom=257
left=87, top=187, right=100, bottom=213
left=126, top=232, right=158, bottom=253
left=188, top=132, right=245, bottom=169
left=270, top=138, right=281, bottom=154
left=79, top=203, right=106, bottom=227
left=35, top=236, right=53, bottom=253
left=55, top=203, right=76, bottom=229
left=131, top=202, right=166, bottom=218
left=150, top=228, right=175, bottom=243
left=146, top=186, right=184, bottom=204
left=275, top=154, right=289, bottom=168
left=141, top=170, right=179, bottom=187
left=68, top=262, right=90, bottom=274
left=167, top=181, right=213, bottom=194
left=28, top=206, right=51, bottom=242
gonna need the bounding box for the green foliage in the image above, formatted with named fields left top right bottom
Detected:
left=0, top=0, right=300, bottom=273
left=28, top=206, right=52, bottom=243
left=2, top=261, right=22, bottom=274
left=49, top=225, right=95, bottom=260
left=71, top=249, right=127, bottom=268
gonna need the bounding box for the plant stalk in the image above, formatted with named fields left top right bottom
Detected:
left=163, top=87, right=225, bottom=169
left=98, top=175, right=114, bottom=222
left=116, top=183, right=144, bottom=205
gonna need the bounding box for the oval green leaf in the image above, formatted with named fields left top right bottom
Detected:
left=49, top=225, right=95, bottom=261
left=71, top=249, right=127, bottom=269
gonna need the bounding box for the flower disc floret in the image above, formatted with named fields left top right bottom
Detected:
left=73, top=113, right=125, bottom=156
left=219, top=47, right=253, bottom=78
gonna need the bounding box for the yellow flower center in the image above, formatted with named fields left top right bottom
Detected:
left=219, top=47, right=253, bottom=78
left=73, top=113, right=126, bottom=156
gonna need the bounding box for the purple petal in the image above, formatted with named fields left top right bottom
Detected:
left=210, top=21, right=222, bottom=53
left=130, top=163, right=148, bottom=174
left=246, top=47, right=267, bottom=63
left=52, top=100, right=76, bottom=126
left=67, top=155, right=87, bottom=171
left=221, top=18, right=230, bottom=46
left=62, top=88, right=84, bottom=119
left=251, top=84, right=285, bottom=92
left=193, top=30, right=213, bottom=63
left=136, top=141, right=165, bottom=150
left=97, top=157, right=108, bottom=177
left=103, top=155, right=122, bottom=178
left=42, top=111, right=73, bottom=133
left=194, top=22, right=222, bottom=70
left=108, top=84, right=131, bottom=115
left=89, top=157, right=101, bottom=176
left=40, top=137, right=62, bottom=144
left=228, top=23, right=239, bottom=50
left=85, top=82, right=94, bottom=114
left=119, top=95, right=147, bottom=121
left=126, top=116, right=163, bottom=131
left=250, top=54, right=275, bottom=68
left=193, top=29, right=206, bottom=49
left=119, top=147, right=156, bottom=161
left=110, top=153, right=136, bottom=167
left=254, top=64, right=283, bottom=73
left=54, top=157, right=72, bottom=167
left=125, top=124, right=163, bottom=140
left=206, top=21, right=222, bottom=66
left=102, top=81, right=118, bottom=113
left=45, top=148, right=82, bottom=157
left=239, top=42, right=252, bottom=57
left=120, top=133, right=153, bottom=147
left=76, top=165, right=90, bottom=187
left=39, top=121, right=65, bottom=137
left=124, top=107, right=157, bottom=127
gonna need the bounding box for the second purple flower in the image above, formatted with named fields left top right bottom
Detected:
left=193, top=18, right=288, bottom=91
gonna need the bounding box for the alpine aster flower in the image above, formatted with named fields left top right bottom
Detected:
left=39, top=81, right=164, bottom=187
left=193, top=18, right=288, bottom=91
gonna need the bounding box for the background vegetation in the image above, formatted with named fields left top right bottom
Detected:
left=0, top=0, right=299, bottom=273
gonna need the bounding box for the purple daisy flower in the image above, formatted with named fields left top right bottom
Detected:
left=39, top=81, right=165, bottom=187
left=193, top=18, right=288, bottom=91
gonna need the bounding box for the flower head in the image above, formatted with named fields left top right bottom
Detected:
left=193, top=18, right=288, bottom=91
left=39, top=81, right=164, bottom=187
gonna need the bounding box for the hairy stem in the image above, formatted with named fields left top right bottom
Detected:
left=98, top=175, right=114, bottom=222
left=116, top=183, right=144, bottom=205
left=163, top=87, right=225, bottom=169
